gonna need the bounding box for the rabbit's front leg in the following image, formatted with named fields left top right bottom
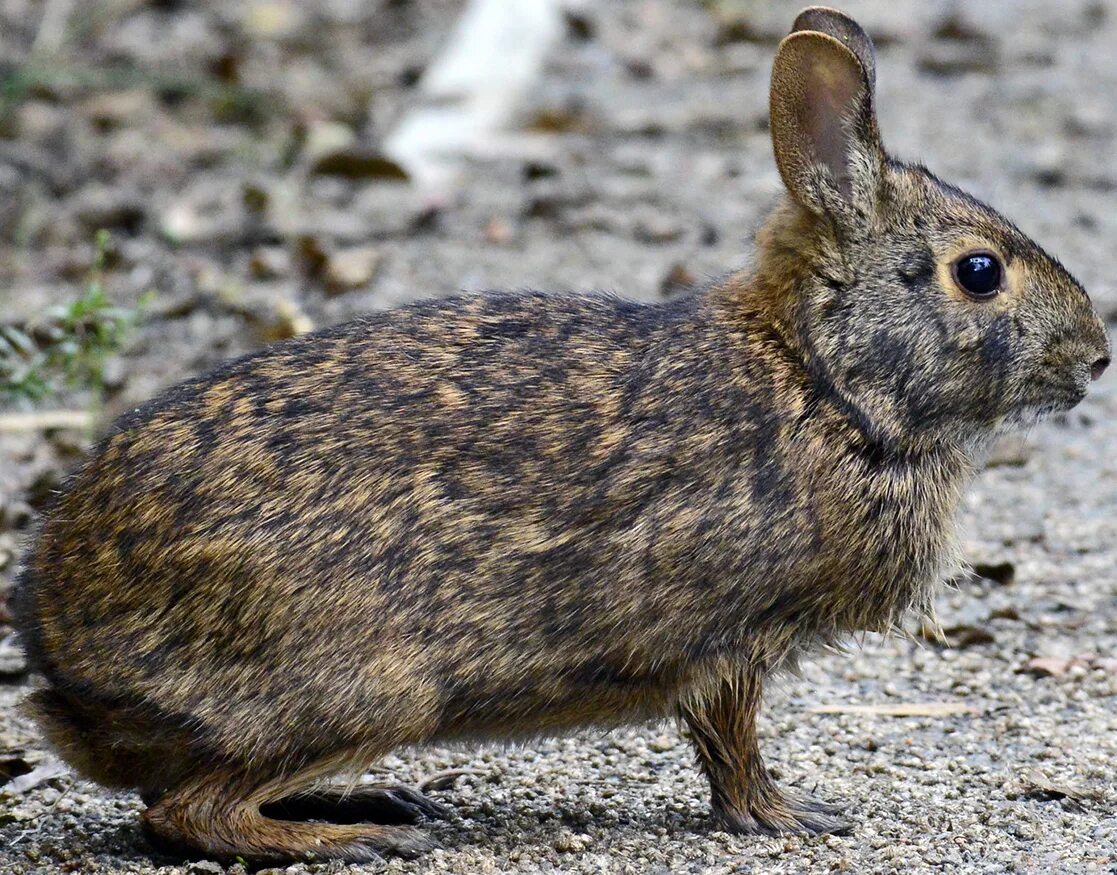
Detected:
left=678, top=666, right=850, bottom=836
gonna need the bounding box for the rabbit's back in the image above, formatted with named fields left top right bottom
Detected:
left=18, top=292, right=710, bottom=765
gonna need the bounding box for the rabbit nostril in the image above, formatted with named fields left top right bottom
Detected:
left=1091, top=357, right=1110, bottom=381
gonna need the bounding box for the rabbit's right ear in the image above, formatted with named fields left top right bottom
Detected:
left=769, top=27, right=884, bottom=218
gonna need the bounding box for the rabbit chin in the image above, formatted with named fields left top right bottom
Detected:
left=1001, top=369, right=1093, bottom=429
left=999, top=394, right=1084, bottom=431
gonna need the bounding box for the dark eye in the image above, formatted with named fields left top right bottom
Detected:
left=953, top=252, right=1003, bottom=299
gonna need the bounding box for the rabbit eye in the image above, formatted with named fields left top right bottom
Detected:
left=953, top=252, right=1002, bottom=299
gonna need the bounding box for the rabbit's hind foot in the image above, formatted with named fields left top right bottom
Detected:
left=262, top=781, right=450, bottom=825
left=141, top=771, right=436, bottom=864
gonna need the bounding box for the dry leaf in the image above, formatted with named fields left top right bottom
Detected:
left=0, top=411, right=94, bottom=432
left=1009, top=770, right=1102, bottom=812
left=971, top=561, right=1016, bottom=586
left=0, top=754, right=33, bottom=783
left=311, top=150, right=409, bottom=182
left=1, top=760, right=67, bottom=795
left=420, top=768, right=485, bottom=793
left=325, top=247, right=382, bottom=294
left=523, top=106, right=591, bottom=134
left=1022, top=656, right=1073, bottom=677
left=809, top=702, right=977, bottom=717
left=1020, top=654, right=1099, bottom=678
left=946, top=625, right=996, bottom=647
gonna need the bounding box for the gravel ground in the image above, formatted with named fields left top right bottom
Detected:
left=2, top=1, right=1117, bottom=873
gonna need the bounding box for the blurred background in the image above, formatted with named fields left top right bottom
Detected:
left=1, top=2, right=1116, bottom=872
left=3, top=1, right=1116, bottom=419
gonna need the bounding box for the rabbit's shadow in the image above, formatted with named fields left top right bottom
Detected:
left=429, top=791, right=724, bottom=855
left=59, top=796, right=713, bottom=869
left=13, top=781, right=844, bottom=871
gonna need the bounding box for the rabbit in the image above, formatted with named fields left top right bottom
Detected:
left=13, top=6, right=1109, bottom=864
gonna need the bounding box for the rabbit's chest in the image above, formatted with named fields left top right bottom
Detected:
left=804, top=461, right=967, bottom=634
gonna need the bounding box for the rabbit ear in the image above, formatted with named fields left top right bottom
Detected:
left=769, top=28, right=884, bottom=215
left=790, top=6, right=877, bottom=88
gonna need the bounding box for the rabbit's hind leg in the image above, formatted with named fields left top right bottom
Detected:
left=262, top=782, right=450, bottom=824
left=142, top=769, right=434, bottom=864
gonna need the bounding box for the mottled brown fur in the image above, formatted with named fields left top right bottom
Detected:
left=13, top=7, right=1109, bottom=863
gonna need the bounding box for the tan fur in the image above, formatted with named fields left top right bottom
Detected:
left=12, top=7, right=1109, bottom=863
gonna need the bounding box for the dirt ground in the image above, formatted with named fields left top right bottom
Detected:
left=2, top=1, right=1116, bottom=873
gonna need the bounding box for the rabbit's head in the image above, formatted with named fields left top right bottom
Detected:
left=756, top=7, right=1109, bottom=454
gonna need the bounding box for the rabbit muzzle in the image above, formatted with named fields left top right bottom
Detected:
left=1032, top=331, right=1110, bottom=413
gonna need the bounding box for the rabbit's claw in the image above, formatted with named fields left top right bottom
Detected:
left=714, top=791, right=852, bottom=837
left=264, top=783, right=451, bottom=825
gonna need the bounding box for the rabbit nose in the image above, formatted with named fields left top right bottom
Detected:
left=1091, top=356, right=1109, bottom=381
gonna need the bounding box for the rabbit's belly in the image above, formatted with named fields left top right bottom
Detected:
left=435, top=671, right=683, bottom=742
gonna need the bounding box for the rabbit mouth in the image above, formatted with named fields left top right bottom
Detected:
left=1016, top=375, right=1089, bottom=420
left=1002, top=395, right=1078, bottom=430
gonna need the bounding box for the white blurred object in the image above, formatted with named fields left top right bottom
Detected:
left=384, top=0, right=574, bottom=191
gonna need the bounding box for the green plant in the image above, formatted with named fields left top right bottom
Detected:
left=0, top=230, right=144, bottom=404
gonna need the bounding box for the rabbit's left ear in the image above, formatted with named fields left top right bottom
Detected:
left=791, top=6, right=877, bottom=87
left=769, top=26, right=884, bottom=216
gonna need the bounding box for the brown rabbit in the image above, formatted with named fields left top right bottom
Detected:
left=14, top=6, right=1109, bottom=864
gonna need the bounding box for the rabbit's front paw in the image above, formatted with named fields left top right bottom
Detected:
left=714, top=789, right=852, bottom=837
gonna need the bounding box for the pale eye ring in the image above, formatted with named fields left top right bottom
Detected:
left=952, top=251, right=1003, bottom=300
